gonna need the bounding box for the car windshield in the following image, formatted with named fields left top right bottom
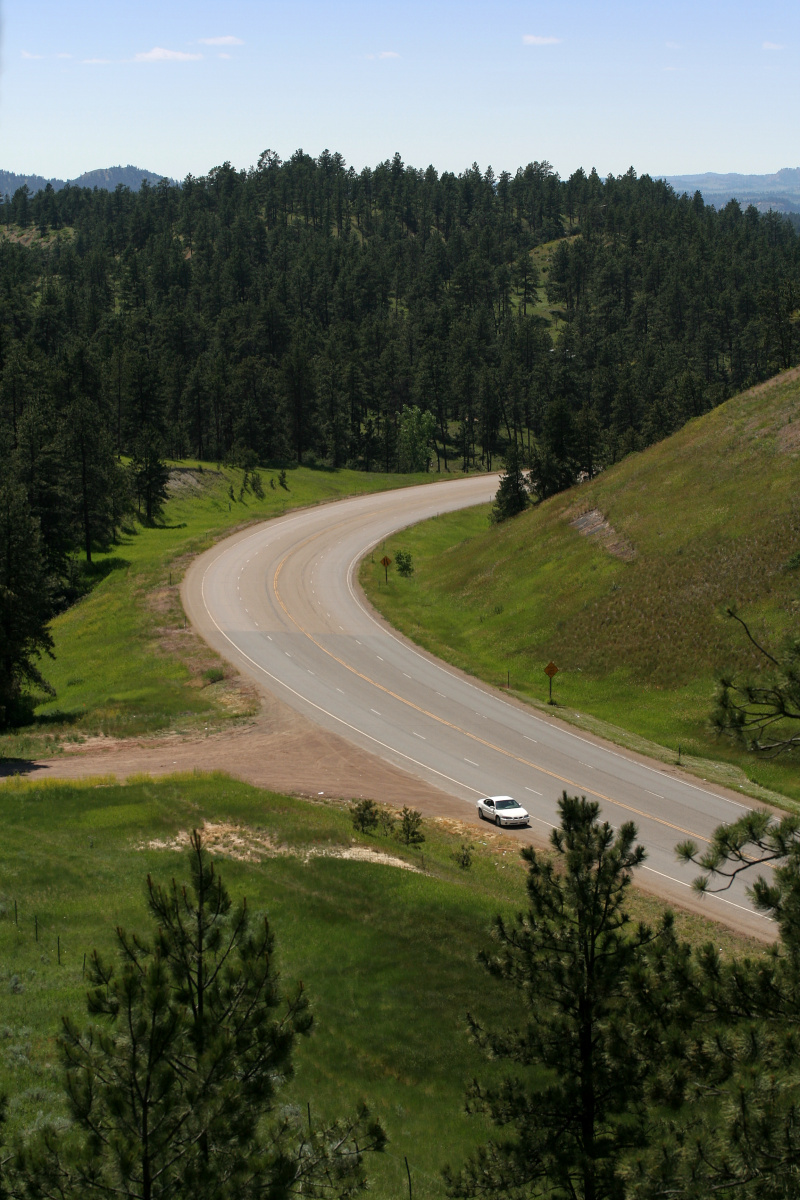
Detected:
left=495, top=800, right=520, bottom=810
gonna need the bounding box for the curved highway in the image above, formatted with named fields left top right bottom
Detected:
left=182, top=476, right=773, bottom=941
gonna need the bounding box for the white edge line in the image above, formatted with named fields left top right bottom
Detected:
left=641, top=865, right=772, bottom=922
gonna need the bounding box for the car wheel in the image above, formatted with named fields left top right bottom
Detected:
left=478, top=809, right=484, bottom=820
left=495, top=815, right=501, bottom=827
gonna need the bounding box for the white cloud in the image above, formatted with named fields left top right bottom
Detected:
left=21, top=50, right=43, bottom=59
left=378, top=50, right=400, bottom=58
left=83, top=57, right=113, bottom=64
left=665, top=41, right=681, bottom=49
left=56, top=52, right=72, bottom=59
left=198, top=36, right=243, bottom=46
left=134, top=46, right=202, bottom=62
left=762, top=41, right=784, bottom=50
left=218, top=53, right=232, bottom=59
left=523, top=35, right=561, bottom=45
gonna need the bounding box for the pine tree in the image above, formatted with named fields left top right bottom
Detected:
left=491, top=442, right=528, bottom=522
left=0, top=478, right=55, bottom=726
left=130, top=433, right=170, bottom=524
left=447, top=794, right=672, bottom=1200
left=10, top=832, right=385, bottom=1200
left=62, top=396, right=127, bottom=563
left=712, top=608, right=800, bottom=757
left=628, top=810, right=800, bottom=1198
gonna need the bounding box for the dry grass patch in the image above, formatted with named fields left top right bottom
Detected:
left=141, top=820, right=421, bottom=871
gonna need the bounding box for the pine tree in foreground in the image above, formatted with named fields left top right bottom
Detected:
left=446, top=793, right=673, bottom=1200
left=7, top=831, right=385, bottom=1200
left=626, top=809, right=800, bottom=1200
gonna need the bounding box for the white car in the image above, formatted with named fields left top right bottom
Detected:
left=477, top=795, right=530, bottom=828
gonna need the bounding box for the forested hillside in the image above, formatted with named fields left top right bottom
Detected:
left=2, top=150, right=800, bottom=719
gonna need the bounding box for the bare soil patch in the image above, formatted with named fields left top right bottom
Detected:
left=141, top=820, right=420, bottom=871
left=777, top=418, right=800, bottom=455
left=569, top=507, right=637, bottom=561
left=166, top=467, right=221, bottom=497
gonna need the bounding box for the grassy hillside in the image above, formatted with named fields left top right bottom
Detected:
left=0, top=773, right=755, bottom=1199
left=362, top=371, right=800, bottom=805
left=1, top=463, right=433, bottom=762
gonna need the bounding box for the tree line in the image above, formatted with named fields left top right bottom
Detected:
left=2, top=150, right=800, bottom=722
left=4, top=797, right=800, bottom=1199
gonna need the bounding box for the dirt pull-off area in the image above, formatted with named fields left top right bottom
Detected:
left=0, top=688, right=476, bottom=822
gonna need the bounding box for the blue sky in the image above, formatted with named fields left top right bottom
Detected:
left=2, top=1, right=798, bottom=181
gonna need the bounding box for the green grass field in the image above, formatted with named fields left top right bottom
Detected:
left=0, top=773, right=755, bottom=1198
left=1, top=463, right=434, bottom=763
left=362, top=372, right=800, bottom=807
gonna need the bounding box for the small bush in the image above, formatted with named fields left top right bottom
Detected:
left=784, top=550, right=800, bottom=572
left=395, top=549, right=414, bottom=577
left=378, top=808, right=396, bottom=836
left=397, top=806, right=425, bottom=846
left=351, top=799, right=379, bottom=834
left=278, top=469, right=289, bottom=491
left=451, top=843, right=474, bottom=870
left=250, top=471, right=265, bottom=499
left=202, top=667, right=224, bottom=685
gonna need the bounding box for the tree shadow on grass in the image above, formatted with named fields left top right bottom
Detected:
left=78, top=556, right=131, bottom=584
left=30, top=710, right=83, bottom=727
left=0, top=710, right=84, bottom=775
left=1, top=706, right=83, bottom=737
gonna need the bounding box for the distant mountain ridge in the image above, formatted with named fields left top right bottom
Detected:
left=5, top=163, right=800, bottom=214
left=663, top=167, right=800, bottom=213
left=0, top=165, right=175, bottom=197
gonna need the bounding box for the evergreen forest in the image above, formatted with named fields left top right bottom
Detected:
left=2, top=150, right=800, bottom=717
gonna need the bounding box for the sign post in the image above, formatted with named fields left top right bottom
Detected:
left=544, top=661, right=559, bottom=705
left=380, top=554, right=392, bottom=583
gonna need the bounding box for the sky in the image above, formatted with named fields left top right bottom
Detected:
left=2, top=0, right=798, bottom=182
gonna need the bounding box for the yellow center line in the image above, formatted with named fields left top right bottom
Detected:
left=268, top=530, right=709, bottom=846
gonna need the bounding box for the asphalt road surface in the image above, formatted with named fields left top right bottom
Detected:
left=183, top=476, right=774, bottom=941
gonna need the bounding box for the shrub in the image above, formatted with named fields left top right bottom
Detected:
left=452, top=843, right=474, bottom=870
left=378, top=808, right=396, bottom=836
left=202, top=667, right=224, bottom=685
left=395, top=550, right=414, bottom=577
left=397, top=806, right=425, bottom=846
left=351, top=799, right=379, bottom=834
